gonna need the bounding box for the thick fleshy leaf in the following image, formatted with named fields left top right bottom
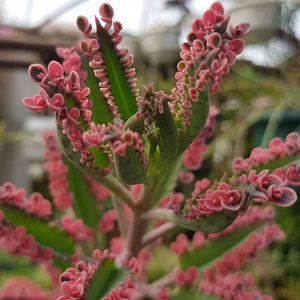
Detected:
left=144, top=208, right=238, bottom=234
left=0, top=205, right=75, bottom=256
left=57, top=127, right=108, bottom=181
left=155, top=102, right=179, bottom=159
left=85, top=259, right=130, bottom=300
left=253, top=155, right=300, bottom=174
left=114, top=147, right=148, bottom=185
left=180, top=224, right=262, bottom=270
left=178, top=91, right=210, bottom=155
left=65, top=159, right=101, bottom=228
left=82, top=58, right=113, bottom=125
left=151, top=157, right=183, bottom=206
left=95, top=19, right=137, bottom=121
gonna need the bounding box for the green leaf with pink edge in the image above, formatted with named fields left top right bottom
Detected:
left=252, top=155, right=300, bottom=174
left=65, top=159, right=101, bottom=229
left=85, top=259, right=130, bottom=300
left=95, top=19, right=137, bottom=122
left=145, top=208, right=239, bottom=234
left=82, top=57, right=114, bottom=125
left=171, top=288, right=221, bottom=300
left=177, top=91, right=210, bottom=156
left=0, top=205, right=75, bottom=256
left=57, top=127, right=109, bottom=181
left=155, top=101, right=179, bottom=159
left=180, top=223, right=263, bottom=270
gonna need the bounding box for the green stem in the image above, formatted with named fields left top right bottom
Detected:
left=124, top=157, right=181, bottom=257
left=111, top=194, right=128, bottom=238
left=101, top=174, right=136, bottom=210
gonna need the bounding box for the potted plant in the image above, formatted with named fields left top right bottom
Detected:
left=0, top=2, right=300, bottom=299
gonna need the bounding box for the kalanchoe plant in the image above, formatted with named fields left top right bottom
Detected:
left=0, top=1, right=299, bottom=299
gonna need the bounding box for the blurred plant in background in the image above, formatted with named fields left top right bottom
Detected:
left=0, top=1, right=300, bottom=299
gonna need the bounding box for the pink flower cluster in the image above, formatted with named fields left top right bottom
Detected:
left=23, top=3, right=150, bottom=179
left=61, top=216, right=94, bottom=241
left=43, top=130, right=73, bottom=209
left=85, top=176, right=110, bottom=202
left=22, top=53, right=101, bottom=171
left=58, top=260, right=97, bottom=299
left=171, top=166, right=297, bottom=221
left=0, top=222, right=53, bottom=262
left=169, top=206, right=276, bottom=257
left=174, top=266, right=198, bottom=288
left=233, top=133, right=300, bottom=174
left=172, top=1, right=250, bottom=129
left=102, top=278, right=137, bottom=300
left=0, top=182, right=52, bottom=219
left=58, top=249, right=137, bottom=300
left=77, top=3, right=139, bottom=116
left=201, top=224, right=284, bottom=299
left=183, top=105, right=219, bottom=170
left=0, top=277, right=48, bottom=300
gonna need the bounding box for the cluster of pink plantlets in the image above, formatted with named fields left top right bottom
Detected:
left=0, top=1, right=299, bottom=299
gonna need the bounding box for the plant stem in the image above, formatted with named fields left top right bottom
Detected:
left=125, top=212, right=149, bottom=257
left=111, top=193, right=128, bottom=237
left=102, top=174, right=136, bottom=209
left=125, top=183, right=159, bottom=256
left=141, top=222, right=177, bottom=247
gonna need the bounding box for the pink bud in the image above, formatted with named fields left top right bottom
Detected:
left=22, top=95, right=48, bottom=112
left=207, top=32, right=222, bottom=49
left=28, top=64, right=47, bottom=83
left=225, top=39, right=245, bottom=55
left=203, top=9, right=216, bottom=28
left=99, top=3, right=114, bottom=20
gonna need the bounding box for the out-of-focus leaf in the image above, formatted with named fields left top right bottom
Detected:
left=253, top=155, right=300, bottom=174
left=145, top=208, right=238, bottom=234
left=0, top=205, right=75, bottom=256
left=180, top=224, right=262, bottom=270
left=147, top=245, right=177, bottom=283
left=152, top=158, right=182, bottom=206
left=66, top=159, right=101, bottom=228
left=85, top=259, right=130, bottom=300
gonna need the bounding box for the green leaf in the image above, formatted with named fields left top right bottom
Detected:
left=253, top=155, right=300, bottom=174
left=152, top=157, right=183, bottom=206
left=85, top=259, right=130, bottom=300
left=147, top=246, right=177, bottom=283
left=114, top=147, right=148, bottom=185
left=155, top=102, right=179, bottom=159
left=96, top=20, right=137, bottom=121
left=146, top=208, right=238, bottom=234
left=65, top=159, right=101, bottom=228
left=171, top=288, right=220, bottom=300
left=82, top=57, right=113, bottom=125
left=180, top=223, right=262, bottom=270
left=178, top=91, right=210, bottom=155
left=0, top=205, right=75, bottom=256
left=57, top=128, right=107, bottom=181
